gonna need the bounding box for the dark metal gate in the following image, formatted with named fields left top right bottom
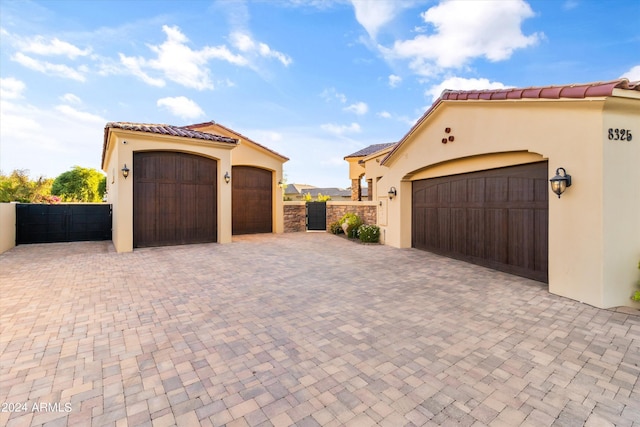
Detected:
left=16, top=204, right=112, bottom=244
left=306, top=202, right=326, bottom=231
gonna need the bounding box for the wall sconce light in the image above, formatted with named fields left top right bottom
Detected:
left=388, top=186, right=397, bottom=200
left=121, top=164, right=130, bottom=179
left=549, top=167, right=572, bottom=198
left=224, top=171, right=231, bottom=184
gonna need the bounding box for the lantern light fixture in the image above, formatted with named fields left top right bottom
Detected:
left=224, top=171, right=231, bottom=184
left=388, top=186, right=397, bottom=200
left=549, top=167, right=572, bottom=198
left=121, top=164, right=130, bottom=179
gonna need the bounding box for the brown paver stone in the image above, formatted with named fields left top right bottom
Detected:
left=1, top=233, right=639, bottom=426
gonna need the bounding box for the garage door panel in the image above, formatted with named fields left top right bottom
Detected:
left=134, top=152, right=217, bottom=248
left=535, top=178, right=548, bottom=201
left=451, top=180, right=467, bottom=203
left=438, top=207, right=451, bottom=251
left=485, top=177, right=509, bottom=202
left=509, top=177, right=534, bottom=202
left=468, top=208, right=484, bottom=258
left=485, top=208, right=508, bottom=264
left=451, top=208, right=467, bottom=254
left=535, top=209, right=548, bottom=272
left=468, top=178, right=485, bottom=203
left=413, top=162, right=548, bottom=282
left=508, top=209, right=535, bottom=270
left=232, top=166, right=272, bottom=235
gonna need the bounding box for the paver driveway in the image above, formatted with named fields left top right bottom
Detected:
left=1, top=233, right=639, bottom=427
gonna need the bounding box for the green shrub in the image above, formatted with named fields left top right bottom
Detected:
left=358, top=224, right=380, bottom=243
left=340, top=213, right=362, bottom=238
left=329, top=221, right=343, bottom=235
left=633, top=260, right=640, bottom=302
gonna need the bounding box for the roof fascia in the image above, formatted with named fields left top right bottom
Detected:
left=200, top=122, right=289, bottom=162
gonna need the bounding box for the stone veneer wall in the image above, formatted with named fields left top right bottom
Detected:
left=284, top=202, right=306, bottom=232
left=283, top=201, right=377, bottom=232
left=326, top=201, right=377, bottom=229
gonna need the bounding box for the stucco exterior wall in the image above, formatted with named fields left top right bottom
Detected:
left=602, top=97, right=640, bottom=308
left=376, top=97, right=639, bottom=308
left=190, top=124, right=286, bottom=234
left=102, top=130, right=235, bottom=253
left=0, top=203, right=16, bottom=254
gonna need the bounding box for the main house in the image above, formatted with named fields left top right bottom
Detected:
left=102, top=121, right=288, bottom=253
left=351, top=79, right=639, bottom=309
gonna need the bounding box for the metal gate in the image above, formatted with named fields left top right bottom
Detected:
left=16, top=204, right=112, bottom=244
left=306, top=202, right=326, bottom=231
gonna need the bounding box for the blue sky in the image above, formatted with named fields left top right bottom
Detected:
left=1, top=0, right=638, bottom=188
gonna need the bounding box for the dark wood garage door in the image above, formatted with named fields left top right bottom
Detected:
left=134, top=151, right=217, bottom=247
left=412, top=162, right=548, bottom=282
left=232, top=166, right=272, bottom=235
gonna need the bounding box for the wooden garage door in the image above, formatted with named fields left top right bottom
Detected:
left=232, top=166, right=272, bottom=235
left=134, top=151, right=217, bottom=247
left=412, top=162, right=548, bottom=282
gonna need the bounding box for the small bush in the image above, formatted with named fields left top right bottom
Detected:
left=329, top=221, right=343, bottom=235
left=340, top=213, right=362, bottom=238
left=358, top=224, right=380, bottom=243
left=633, top=260, right=640, bottom=302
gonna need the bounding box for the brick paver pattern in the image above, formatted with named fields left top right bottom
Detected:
left=1, top=233, right=639, bottom=426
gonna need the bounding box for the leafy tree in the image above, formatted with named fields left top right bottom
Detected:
left=0, top=169, right=55, bottom=203
left=51, top=166, right=106, bottom=202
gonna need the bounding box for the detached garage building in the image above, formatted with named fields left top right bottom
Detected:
left=102, top=121, right=288, bottom=253
left=363, top=79, right=639, bottom=309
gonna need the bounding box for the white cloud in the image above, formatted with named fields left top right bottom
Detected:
left=0, top=77, right=26, bottom=99
left=120, top=25, right=247, bottom=90
left=118, top=53, right=166, bottom=87
left=60, top=93, right=82, bottom=104
left=17, top=35, right=91, bottom=59
left=157, top=96, right=205, bottom=120
left=426, top=76, right=510, bottom=101
left=388, top=74, right=402, bottom=88
left=343, top=101, right=368, bottom=115
left=230, top=32, right=292, bottom=66
left=0, top=97, right=105, bottom=177
left=375, top=110, right=418, bottom=126
left=54, top=105, right=106, bottom=124
left=321, top=122, right=361, bottom=135
left=321, top=87, right=347, bottom=103
left=11, top=52, right=87, bottom=81
left=621, top=65, right=640, bottom=81
left=383, top=0, right=541, bottom=75
left=349, top=0, right=414, bottom=39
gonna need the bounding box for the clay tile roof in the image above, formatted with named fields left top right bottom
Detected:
left=344, top=142, right=397, bottom=158
left=105, top=122, right=238, bottom=144
left=441, top=79, right=639, bottom=102
left=381, top=79, right=639, bottom=167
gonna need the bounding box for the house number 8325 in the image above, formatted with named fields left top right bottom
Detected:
left=608, top=128, right=632, bottom=141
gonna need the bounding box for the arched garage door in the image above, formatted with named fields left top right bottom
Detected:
left=232, top=166, right=272, bottom=235
left=134, top=151, right=217, bottom=247
left=412, top=162, right=548, bottom=282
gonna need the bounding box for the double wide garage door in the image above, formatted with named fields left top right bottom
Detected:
left=412, top=162, right=548, bottom=282
left=134, top=152, right=217, bottom=248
